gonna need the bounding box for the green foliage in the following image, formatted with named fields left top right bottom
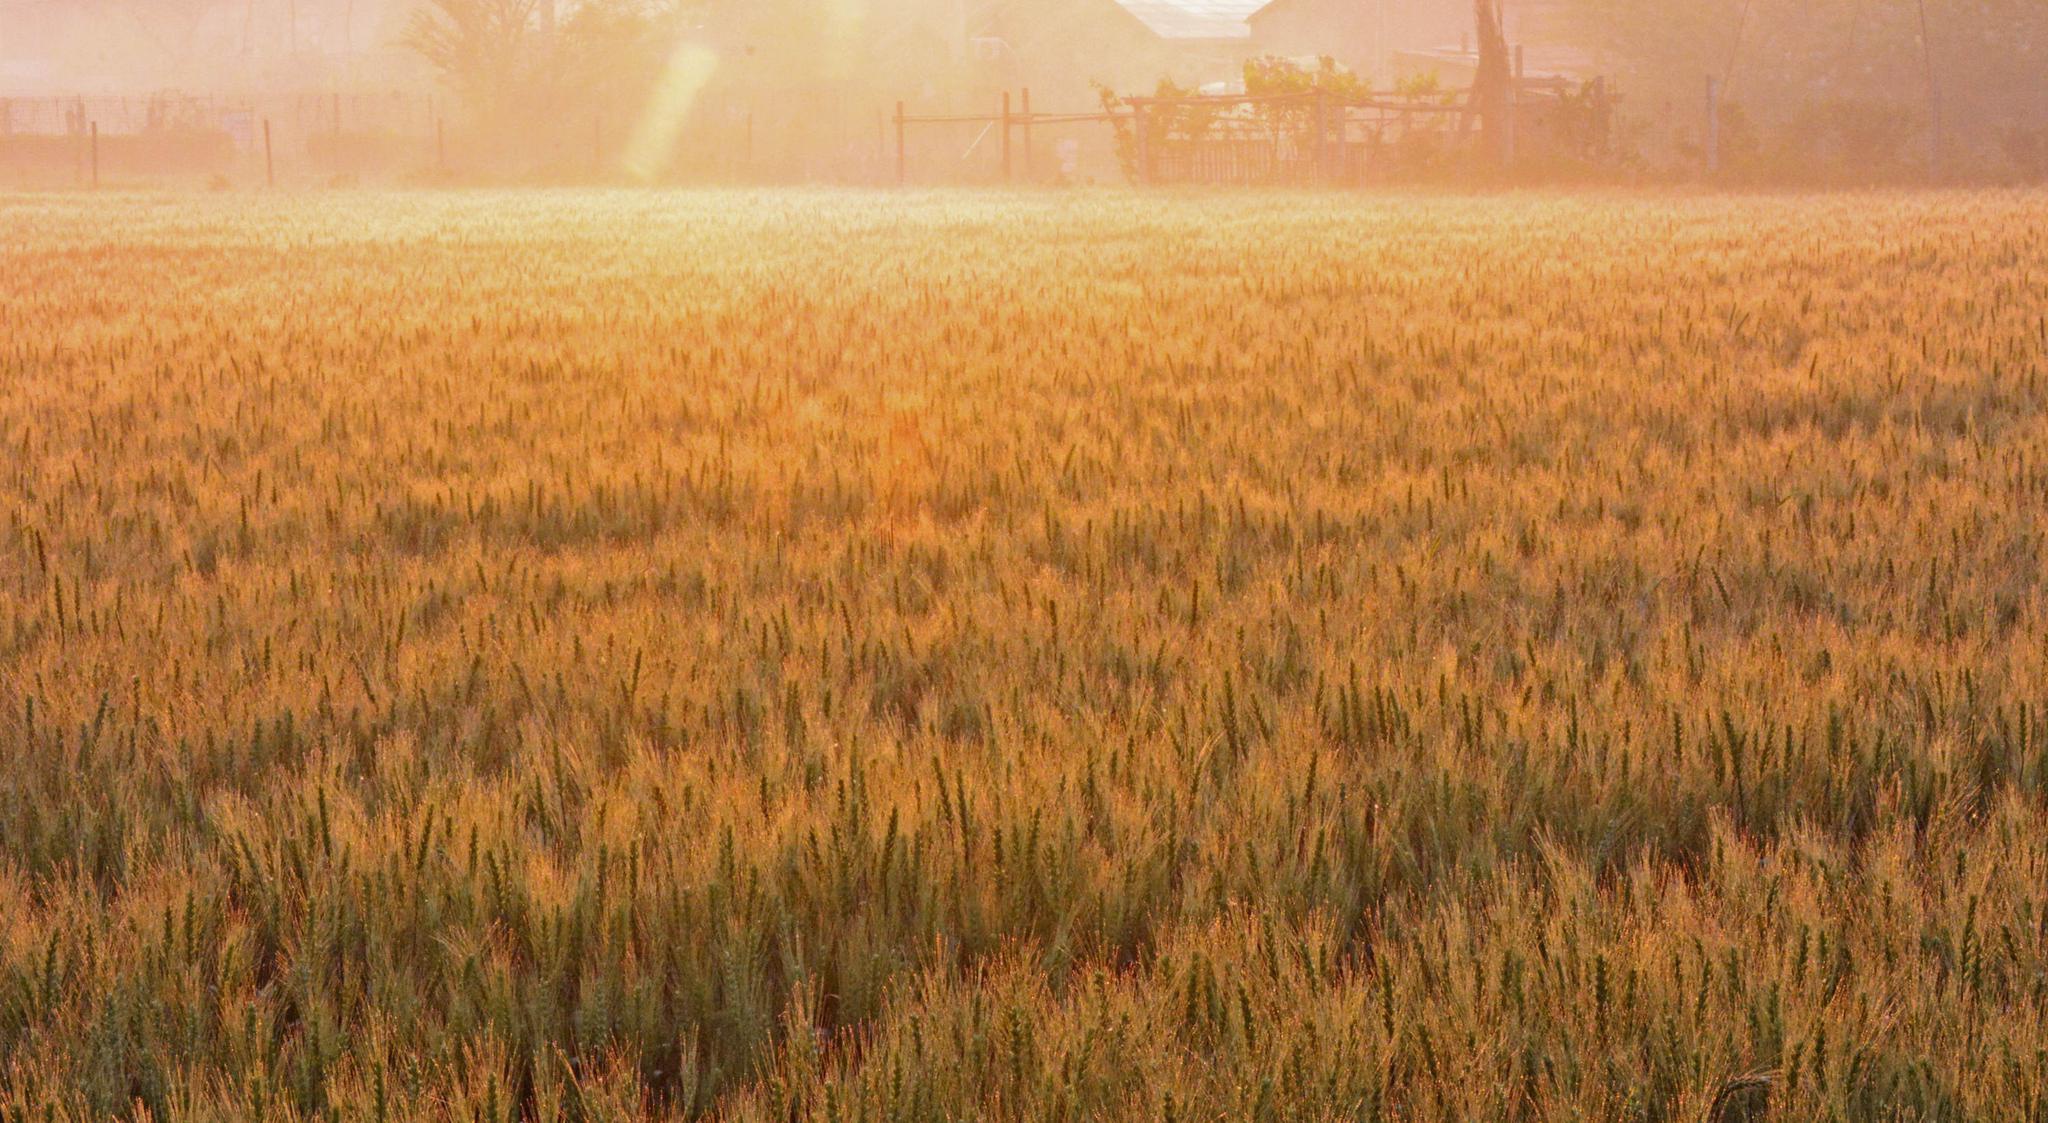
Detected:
left=1104, top=57, right=1381, bottom=185
left=1096, top=76, right=1220, bottom=184
left=1393, top=72, right=1447, bottom=102
left=1242, top=55, right=1369, bottom=99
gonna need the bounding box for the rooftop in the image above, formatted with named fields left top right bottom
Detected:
left=1113, top=0, right=1269, bottom=40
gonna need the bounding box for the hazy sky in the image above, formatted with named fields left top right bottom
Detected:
left=0, top=0, right=1504, bottom=94
left=0, top=0, right=419, bottom=91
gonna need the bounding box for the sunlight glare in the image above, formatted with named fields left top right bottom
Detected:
left=623, top=42, right=722, bottom=183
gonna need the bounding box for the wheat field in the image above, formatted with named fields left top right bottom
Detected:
left=3, top=189, right=2047, bottom=1120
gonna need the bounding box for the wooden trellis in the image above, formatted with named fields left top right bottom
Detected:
left=894, top=78, right=1617, bottom=187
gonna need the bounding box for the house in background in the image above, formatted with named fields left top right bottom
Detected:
left=1250, top=0, right=1586, bottom=86
left=959, top=0, right=1271, bottom=106
left=948, top=0, right=1578, bottom=110
left=1248, top=0, right=1437, bottom=80
left=1247, top=0, right=1372, bottom=75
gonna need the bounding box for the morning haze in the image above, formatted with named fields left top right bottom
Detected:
left=2, top=2, right=2046, bottom=1121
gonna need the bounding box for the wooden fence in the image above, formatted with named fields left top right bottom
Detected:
left=895, top=78, right=1617, bottom=187
left=0, top=91, right=444, bottom=187
left=0, top=91, right=893, bottom=186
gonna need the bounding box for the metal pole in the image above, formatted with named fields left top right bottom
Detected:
left=1591, top=77, right=1610, bottom=160
left=894, top=101, right=906, bottom=186
left=1705, top=76, right=1721, bottom=177
left=1927, top=89, right=1942, bottom=180
left=1916, top=0, right=1941, bottom=180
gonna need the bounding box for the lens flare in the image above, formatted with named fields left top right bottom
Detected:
left=623, top=43, right=721, bottom=183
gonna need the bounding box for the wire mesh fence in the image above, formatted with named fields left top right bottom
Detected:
left=0, top=91, right=442, bottom=187
left=0, top=90, right=913, bottom=187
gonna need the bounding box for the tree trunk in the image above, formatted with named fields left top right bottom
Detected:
left=1472, top=0, right=1511, bottom=166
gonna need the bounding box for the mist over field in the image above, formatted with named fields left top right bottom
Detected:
left=4, top=1, right=2046, bottom=183
left=5, top=3, right=2048, bottom=1122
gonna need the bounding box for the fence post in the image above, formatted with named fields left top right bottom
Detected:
left=894, top=101, right=906, bottom=186
left=1313, top=89, right=1329, bottom=184
left=1705, top=75, right=1721, bottom=177
left=265, top=118, right=275, bottom=187
left=593, top=115, right=602, bottom=178
left=1927, top=89, right=1942, bottom=180
left=1000, top=91, right=1012, bottom=182
left=1134, top=103, right=1151, bottom=186
left=1021, top=88, right=1034, bottom=182
left=436, top=116, right=446, bottom=176
left=1591, top=77, right=1609, bottom=159
left=1917, top=0, right=1941, bottom=181
left=90, top=122, right=99, bottom=190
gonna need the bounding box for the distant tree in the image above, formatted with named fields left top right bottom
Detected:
left=1472, top=0, right=1510, bottom=165
left=407, top=0, right=547, bottom=127
left=408, top=0, right=684, bottom=148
